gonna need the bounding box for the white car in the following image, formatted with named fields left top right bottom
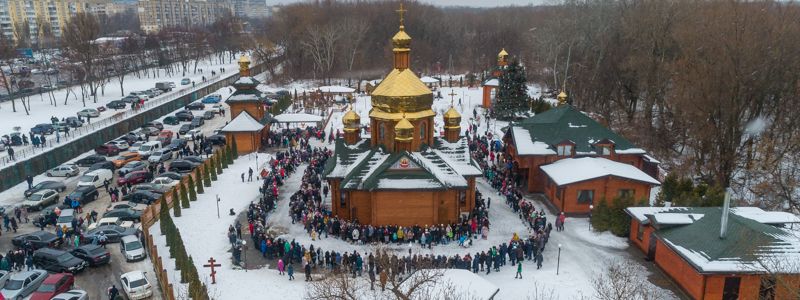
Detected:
left=77, top=108, right=100, bottom=118
left=0, top=270, right=10, bottom=288
left=120, top=270, right=153, bottom=299
left=47, top=164, right=79, bottom=177
left=52, top=289, right=88, bottom=300
left=129, top=141, right=144, bottom=153
left=88, top=217, right=135, bottom=230
left=121, top=235, right=146, bottom=261
left=211, top=104, right=225, bottom=114
left=129, top=91, right=150, bottom=100
left=151, top=177, right=179, bottom=187
left=24, top=189, right=59, bottom=210
left=108, top=140, right=130, bottom=151
left=187, top=129, right=202, bottom=138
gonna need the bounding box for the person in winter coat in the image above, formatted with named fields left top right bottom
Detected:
left=287, top=264, right=294, bottom=280
left=535, top=251, right=544, bottom=269
left=277, top=259, right=285, bottom=275
left=556, top=212, right=566, bottom=231
left=25, top=253, right=33, bottom=271
left=515, top=261, right=523, bottom=279
left=379, top=269, right=388, bottom=291
left=369, top=268, right=376, bottom=290
left=305, top=262, right=312, bottom=281
left=108, top=285, right=119, bottom=299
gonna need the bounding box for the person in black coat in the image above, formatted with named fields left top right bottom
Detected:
left=305, top=262, right=312, bottom=281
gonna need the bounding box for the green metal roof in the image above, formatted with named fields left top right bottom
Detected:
left=514, top=105, right=641, bottom=154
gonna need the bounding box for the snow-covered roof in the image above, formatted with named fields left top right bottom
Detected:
left=318, top=86, right=355, bottom=93
left=401, top=269, right=500, bottom=300
left=650, top=213, right=705, bottom=225
left=413, top=151, right=468, bottom=187
left=626, top=206, right=800, bottom=225
left=483, top=78, right=499, bottom=86
left=731, top=207, right=800, bottom=224
left=420, top=76, right=439, bottom=84
left=227, top=94, right=261, bottom=101
left=511, top=127, right=556, bottom=155
left=273, top=113, right=323, bottom=123
left=235, top=77, right=259, bottom=85
left=540, top=157, right=660, bottom=186
left=220, top=112, right=265, bottom=132
left=434, top=138, right=483, bottom=176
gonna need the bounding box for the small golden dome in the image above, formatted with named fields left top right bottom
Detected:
left=443, top=107, right=461, bottom=129
left=342, top=110, right=361, bottom=132
left=392, top=26, right=412, bottom=49
left=557, top=91, right=568, bottom=105
left=394, top=116, right=414, bottom=141
left=498, top=48, right=509, bottom=58
left=239, top=55, right=251, bottom=63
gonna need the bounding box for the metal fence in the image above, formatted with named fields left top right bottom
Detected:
left=0, top=63, right=268, bottom=192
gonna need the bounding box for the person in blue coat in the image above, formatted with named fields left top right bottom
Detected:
left=287, top=263, right=294, bottom=280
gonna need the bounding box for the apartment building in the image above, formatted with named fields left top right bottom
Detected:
left=0, top=0, right=124, bottom=45
left=137, top=0, right=231, bottom=33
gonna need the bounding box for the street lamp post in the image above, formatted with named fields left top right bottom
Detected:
left=216, top=194, right=220, bottom=219
left=241, top=240, right=247, bottom=272
left=557, top=243, right=562, bottom=275
left=589, top=204, right=594, bottom=231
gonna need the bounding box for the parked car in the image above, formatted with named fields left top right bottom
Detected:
left=87, top=217, right=135, bottom=231
left=121, top=95, right=140, bottom=103
left=163, top=116, right=179, bottom=125
left=12, top=231, right=60, bottom=249
left=29, top=273, right=74, bottom=300
left=186, top=128, right=202, bottom=138
left=145, top=121, right=164, bottom=130
left=207, top=134, right=226, bottom=145
left=211, top=104, right=225, bottom=114
left=178, top=124, right=194, bottom=135
left=112, top=152, right=141, bottom=168
left=74, top=155, right=107, bottom=167
left=128, top=91, right=149, bottom=101
left=148, top=148, right=172, bottom=163
left=24, top=189, right=59, bottom=210
left=25, top=181, right=66, bottom=197
left=94, top=144, right=122, bottom=156
left=202, top=111, right=216, bottom=120
left=68, top=186, right=99, bottom=205
left=168, top=138, right=187, bottom=151
left=136, top=141, right=162, bottom=158
left=151, top=177, right=179, bottom=187
left=191, top=117, right=205, bottom=127
left=131, top=183, right=170, bottom=194
left=117, top=170, right=152, bottom=186
left=120, top=270, right=153, bottom=300
left=183, top=156, right=205, bottom=165
left=70, top=244, right=110, bottom=267
left=1, top=270, right=48, bottom=299
left=52, top=122, right=70, bottom=133
left=180, top=78, right=190, bottom=85
left=185, top=101, right=205, bottom=110
left=158, top=172, right=184, bottom=181
left=168, top=160, right=196, bottom=173
left=76, top=108, right=99, bottom=118
left=47, top=164, right=79, bottom=177
left=52, top=290, right=88, bottom=300
left=85, top=225, right=138, bottom=243
left=77, top=169, right=112, bottom=189
left=106, top=201, right=146, bottom=212
left=31, top=123, right=55, bottom=135
left=140, top=126, right=160, bottom=137
left=118, top=161, right=148, bottom=175
left=121, top=235, right=147, bottom=262
left=129, top=141, right=144, bottom=153
left=56, top=209, right=76, bottom=231
left=106, top=100, right=127, bottom=110
left=32, top=248, right=87, bottom=273
left=175, top=110, right=194, bottom=121
left=64, top=117, right=83, bottom=128
left=108, top=140, right=131, bottom=151
left=155, top=82, right=173, bottom=92
left=96, top=106, right=107, bottom=112
left=201, top=94, right=222, bottom=103
left=85, top=161, right=115, bottom=174
left=0, top=271, right=9, bottom=289
left=121, top=191, right=159, bottom=205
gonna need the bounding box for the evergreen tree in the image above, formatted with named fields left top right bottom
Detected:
left=226, top=143, right=234, bottom=164
left=180, top=182, right=190, bottom=208
left=209, top=160, right=218, bottom=181
left=221, top=148, right=230, bottom=169
left=187, top=176, right=197, bottom=201
left=493, top=59, right=529, bottom=120
left=215, top=153, right=223, bottom=174
left=195, top=169, right=204, bottom=194
left=203, top=164, right=212, bottom=186
left=172, top=189, right=182, bottom=217
left=231, top=138, right=239, bottom=159
left=159, top=195, right=168, bottom=234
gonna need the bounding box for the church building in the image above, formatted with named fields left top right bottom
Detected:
left=323, top=5, right=482, bottom=226
left=482, top=48, right=508, bottom=108
left=221, top=55, right=274, bottom=154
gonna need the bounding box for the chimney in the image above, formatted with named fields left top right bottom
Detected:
left=720, top=189, right=731, bottom=239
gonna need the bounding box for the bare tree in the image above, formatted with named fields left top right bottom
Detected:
left=62, top=13, right=101, bottom=103
left=339, top=19, right=370, bottom=74
left=592, top=260, right=664, bottom=300
left=301, top=25, right=342, bottom=84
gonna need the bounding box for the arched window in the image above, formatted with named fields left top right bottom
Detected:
left=420, top=122, right=427, bottom=140
left=379, top=124, right=385, bottom=140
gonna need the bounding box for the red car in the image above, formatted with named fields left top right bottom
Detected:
left=30, top=273, right=74, bottom=300
left=95, top=144, right=121, bottom=156
left=117, top=170, right=152, bottom=185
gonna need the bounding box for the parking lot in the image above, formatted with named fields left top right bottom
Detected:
left=0, top=97, right=229, bottom=298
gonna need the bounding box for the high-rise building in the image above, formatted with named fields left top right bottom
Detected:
left=0, top=0, right=124, bottom=45
left=137, top=0, right=231, bottom=33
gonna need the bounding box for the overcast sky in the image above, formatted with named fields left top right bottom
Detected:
left=263, top=0, right=552, bottom=8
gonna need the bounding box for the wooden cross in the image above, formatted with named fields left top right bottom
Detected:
left=448, top=90, right=457, bottom=106
left=396, top=2, right=407, bottom=26
left=203, top=257, right=222, bottom=284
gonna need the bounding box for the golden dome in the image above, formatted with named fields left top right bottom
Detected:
left=342, top=109, right=361, bottom=132
left=394, top=116, right=414, bottom=141
left=392, top=26, right=412, bottom=49
left=557, top=91, right=568, bottom=105
left=498, top=48, right=509, bottom=58
left=239, top=55, right=251, bottom=63
left=371, top=68, right=432, bottom=114
left=443, top=107, right=461, bottom=129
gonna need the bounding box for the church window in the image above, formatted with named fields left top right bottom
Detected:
left=379, top=125, right=385, bottom=140
left=577, top=190, right=594, bottom=204
left=618, top=189, right=634, bottom=199
left=420, top=122, right=426, bottom=139
left=458, top=190, right=466, bottom=206
left=599, top=145, right=612, bottom=155
left=557, top=145, right=572, bottom=156
left=340, top=191, right=347, bottom=208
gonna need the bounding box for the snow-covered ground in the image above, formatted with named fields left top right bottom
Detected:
left=0, top=57, right=243, bottom=166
